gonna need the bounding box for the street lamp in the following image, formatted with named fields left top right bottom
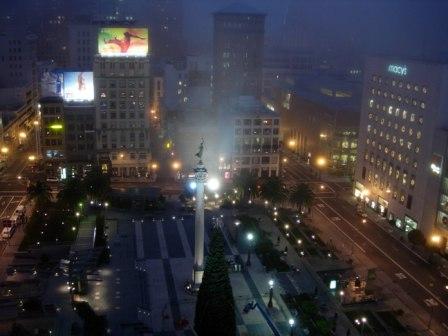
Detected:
left=1, top=147, right=8, bottom=154
left=19, top=131, right=27, bottom=144
left=75, top=212, right=80, bottom=227
left=172, top=161, right=181, bottom=170
left=246, top=232, right=254, bottom=266
left=268, top=279, right=274, bottom=308
left=288, top=318, right=295, bottom=336
left=207, top=177, right=220, bottom=191
left=316, top=156, right=327, bottom=180
left=355, top=317, right=367, bottom=335
left=28, top=155, right=36, bottom=162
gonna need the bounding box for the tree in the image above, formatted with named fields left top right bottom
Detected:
left=57, top=177, right=86, bottom=210
left=408, top=229, right=426, bottom=247
left=27, top=180, right=51, bottom=207
left=194, top=227, right=236, bottom=336
left=259, top=176, right=287, bottom=206
left=233, top=170, right=258, bottom=201
left=84, top=166, right=111, bottom=201
left=289, top=183, right=314, bottom=213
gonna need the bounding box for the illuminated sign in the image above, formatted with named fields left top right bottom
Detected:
left=49, top=124, right=63, bottom=130
left=430, top=154, right=443, bottom=175
left=63, top=72, right=94, bottom=101
left=388, top=64, right=407, bottom=76
left=98, top=28, right=149, bottom=57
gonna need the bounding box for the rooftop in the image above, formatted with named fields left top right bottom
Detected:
left=214, top=3, right=265, bottom=16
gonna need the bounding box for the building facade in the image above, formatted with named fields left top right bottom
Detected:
left=213, top=4, right=265, bottom=106
left=229, top=97, right=280, bottom=178
left=354, top=57, right=448, bottom=250
left=273, top=73, right=361, bottom=175
left=94, top=56, right=151, bottom=178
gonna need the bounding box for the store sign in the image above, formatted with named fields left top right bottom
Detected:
left=388, top=64, right=407, bottom=76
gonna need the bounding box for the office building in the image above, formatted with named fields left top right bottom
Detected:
left=354, top=57, right=448, bottom=250
left=94, top=27, right=151, bottom=178
left=213, top=4, right=265, bottom=106
left=226, top=96, right=280, bottom=178
left=273, top=73, right=361, bottom=175
left=147, top=0, right=184, bottom=61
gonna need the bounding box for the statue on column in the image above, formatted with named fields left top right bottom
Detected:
left=195, top=138, right=205, bottom=163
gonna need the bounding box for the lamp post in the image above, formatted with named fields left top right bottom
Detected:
left=355, top=317, right=367, bottom=336
left=289, top=318, right=295, bottom=336
left=268, top=279, right=274, bottom=308
left=234, top=220, right=240, bottom=243
left=316, top=156, right=327, bottom=180
left=246, top=232, right=254, bottom=266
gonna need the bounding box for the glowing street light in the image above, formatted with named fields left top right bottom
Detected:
left=246, top=232, right=254, bottom=266
left=288, top=139, right=296, bottom=148
left=19, top=132, right=27, bottom=139
left=189, top=180, right=197, bottom=190
left=151, top=162, right=158, bottom=170
left=268, top=279, right=274, bottom=308
left=1, top=147, right=9, bottom=154
left=28, top=155, right=36, bottom=162
left=207, top=177, right=220, bottom=191
left=316, top=156, right=327, bottom=167
left=289, top=318, right=295, bottom=336
left=431, top=235, right=442, bottom=245
left=172, top=161, right=181, bottom=170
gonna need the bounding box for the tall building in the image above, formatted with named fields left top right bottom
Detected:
left=94, top=27, right=152, bottom=178
left=273, top=73, right=361, bottom=175
left=354, top=57, right=448, bottom=250
left=147, top=0, right=184, bottom=61
left=212, top=4, right=265, bottom=107
left=220, top=96, right=280, bottom=178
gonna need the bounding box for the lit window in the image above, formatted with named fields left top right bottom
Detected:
left=421, top=102, right=426, bottom=109
left=410, top=113, right=415, bottom=122
left=412, top=99, right=417, bottom=106
left=406, top=83, right=411, bottom=90
left=407, top=142, right=412, bottom=150
left=398, top=96, right=402, bottom=102
left=415, top=146, right=420, bottom=153
left=414, top=85, right=419, bottom=92
left=395, top=168, right=400, bottom=179
left=388, top=106, right=393, bottom=114
left=368, top=113, right=373, bottom=119
left=386, top=134, right=390, bottom=140
left=402, top=110, right=407, bottom=119
left=410, top=176, right=415, bottom=188
left=422, top=86, right=428, bottom=94
left=408, top=128, right=413, bottom=136
left=366, top=139, right=370, bottom=144
left=392, top=80, right=396, bottom=86
left=416, top=131, right=421, bottom=139
left=369, top=99, right=374, bottom=107
left=399, top=138, right=404, bottom=146
left=392, top=136, right=397, bottom=143
left=418, top=117, right=423, bottom=125
left=385, top=147, right=389, bottom=154
left=398, top=153, right=402, bottom=161
left=401, top=126, right=406, bottom=133
left=367, top=125, right=371, bottom=132
left=413, top=160, right=418, bottom=169
left=380, top=118, right=385, bottom=125
left=398, top=81, right=403, bottom=88
left=380, top=131, right=384, bottom=137
left=391, top=150, right=395, bottom=158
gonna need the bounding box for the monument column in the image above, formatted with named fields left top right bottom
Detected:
left=193, top=161, right=207, bottom=287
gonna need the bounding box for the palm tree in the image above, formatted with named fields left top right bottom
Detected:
left=27, top=180, right=52, bottom=207
left=289, top=183, right=314, bottom=214
left=57, top=177, right=86, bottom=210
left=259, top=176, right=287, bottom=206
left=233, top=170, right=258, bottom=201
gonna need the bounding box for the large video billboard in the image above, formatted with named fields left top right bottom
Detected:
left=98, top=28, right=149, bottom=57
left=63, top=72, right=94, bottom=101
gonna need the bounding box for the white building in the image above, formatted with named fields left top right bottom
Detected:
left=354, top=57, right=448, bottom=249
left=227, top=96, right=280, bottom=178
left=94, top=52, right=151, bottom=178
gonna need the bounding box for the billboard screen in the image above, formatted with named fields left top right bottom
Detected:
left=63, top=72, right=94, bottom=101
left=40, top=70, right=63, bottom=98
left=98, top=28, right=149, bottom=57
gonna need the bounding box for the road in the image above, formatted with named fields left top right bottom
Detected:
left=282, top=152, right=448, bottom=335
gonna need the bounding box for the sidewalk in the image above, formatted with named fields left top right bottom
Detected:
left=241, top=208, right=360, bottom=336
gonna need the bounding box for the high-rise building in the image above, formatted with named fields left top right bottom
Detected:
left=220, top=96, right=280, bottom=178
left=147, top=0, right=184, bottom=61
left=212, top=4, right=265, bottom=107
left=354, top=57, right=448, bottom=250
left=94, top=27, right=152, bottom=178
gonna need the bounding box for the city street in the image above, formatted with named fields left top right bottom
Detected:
left=282, top=152, right=448, bottom=335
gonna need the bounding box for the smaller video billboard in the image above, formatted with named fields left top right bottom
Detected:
left=98, top=28, right=149, bottom=57
left=63, top=72, right=94, bottom=101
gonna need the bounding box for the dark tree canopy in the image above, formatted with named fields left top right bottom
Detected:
left=194, top=227, right=236, bottom=336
